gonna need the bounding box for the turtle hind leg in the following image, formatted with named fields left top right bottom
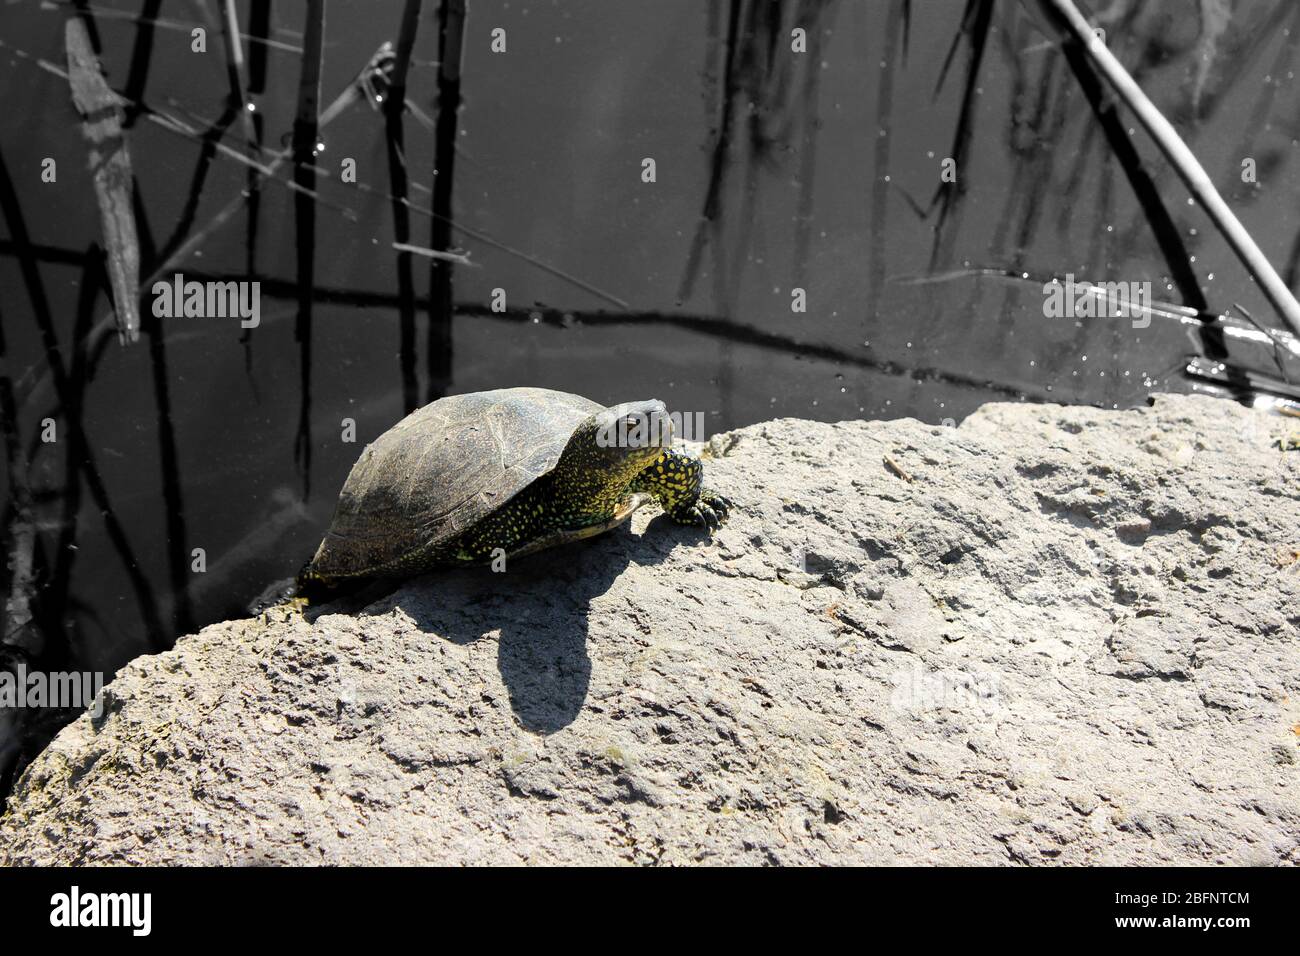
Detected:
left=293, top=563, right=344, bottom=604
left=628, top=448, right=734, bottom=529
left=247, top=575, right=305, bottom=616
left=283, top=563, right=398, bottom=616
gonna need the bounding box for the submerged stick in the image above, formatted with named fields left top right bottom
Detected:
left=0, top=308, right=39, bottom=658
left=1033, top=0, right=1300, bottom=341
left=65, top=17, right=141, bottom=343
left=427, top=0, right=467, bottom=401
left=386, top=0, right=424, bottom=412
left=291, top=0, right=327, bottom=493
left=219, top=0, right=259, bottom=145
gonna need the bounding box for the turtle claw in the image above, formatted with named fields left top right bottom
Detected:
left=709, top=492, right=735, bottom=514
left=672, top=490, right=734, bottom=530
left=699, top=504, right=721, bottom=530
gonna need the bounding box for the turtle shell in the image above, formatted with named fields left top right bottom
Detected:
left=307, top=387, right=602, bottom=579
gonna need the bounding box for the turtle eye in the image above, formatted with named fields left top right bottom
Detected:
left=621, top=419, right=648, bottom=447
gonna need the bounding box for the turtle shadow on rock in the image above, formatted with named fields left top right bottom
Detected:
left=370, top=528, right=660, bottom=734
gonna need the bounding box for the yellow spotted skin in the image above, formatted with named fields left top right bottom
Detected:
left=448, top=448, right=729, bottom=563
left=628, top=449, right=726, bottom=524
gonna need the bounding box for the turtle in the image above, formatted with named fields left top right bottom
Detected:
left=300, top=387, right=733, bottom=588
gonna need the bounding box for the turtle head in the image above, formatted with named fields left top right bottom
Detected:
left=591, top=399, right=672, bottom=462
left=550, top=400, right=672, bottom=520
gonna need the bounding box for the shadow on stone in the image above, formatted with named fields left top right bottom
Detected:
left=374, top=525, right=671, bottom=734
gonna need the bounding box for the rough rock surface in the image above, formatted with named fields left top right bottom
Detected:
left=2, top=394, right=1298, bottom=865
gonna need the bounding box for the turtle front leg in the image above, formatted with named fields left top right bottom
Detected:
left=629, top=449, right=734, bottom=529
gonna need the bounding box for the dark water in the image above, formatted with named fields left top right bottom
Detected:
left=1, top=0, right=1298, bottom=788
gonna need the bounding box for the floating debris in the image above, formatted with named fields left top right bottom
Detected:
left=391, top=241, right=476, bottom=266
left=65, top=18, right=140, bottom=344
